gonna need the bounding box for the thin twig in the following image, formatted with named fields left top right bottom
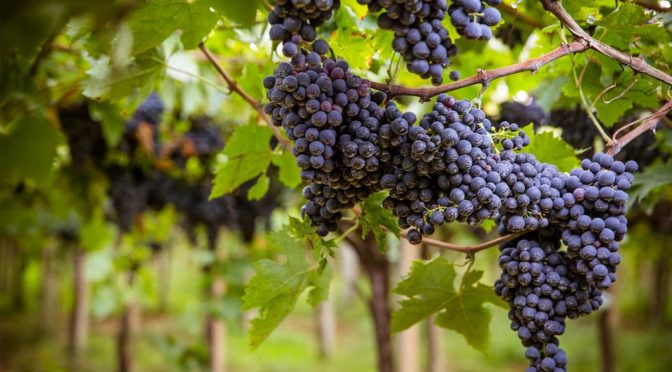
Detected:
left=399, top=230, right=526, bottom=254
left=541, top=0, right=672, bottom=86
left=366, top=40, right=589, bottom=101
left=606, top=100, right=672, bottom=155
left=498, top=2, right=545, bottom=28
left=198, top=42, right=291, bottom=148
left=339, top=219, right=523, bottom=254
left=570, top=60, right=612, bottom=143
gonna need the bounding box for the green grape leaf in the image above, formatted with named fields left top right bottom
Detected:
left=523, top=128, right=581, bottom=172
left=83, top=49, right=165, bottom=103
left=392, top=257, right=504, bottom=352
left=88, top=101, right=126, bottom=148
left=211, top=125, right=273, bottom=198
left=243, top=229, right=330, bottom=349
left=288, top=216, right=336, bottom=275
left=0, top=114, right=58, bottom=184
left=360, top=192, right=400, bottom=251
left=127, top=0, right=218, bottom=55
left=597, top=3, right=672, bottom=45
left=80, top=210, right=113, bottom=252
left=272, top=150, right=301, bottom=188
left=563, top=0, right=612, bottom=23
left=212, top=0, right=260, bottom=27
left=330, top=29, right=373, bottom=71
left=340, top=0, right=368, bottom=18
left=247, top=174, right=270, bottom=200
left=629, top=161, right=672, bottom=211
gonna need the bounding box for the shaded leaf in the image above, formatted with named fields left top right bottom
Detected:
left=247, top=174, right=270, bottom=200
left=392, top=257, right=503, bottom=352
left=272, top=150, right=301, bottom=188
left=211, top=125, right=273, bottom=198
left=212, top=0, right=261, bottom=27
left=0, top=114, right=57, bottom=184
left=523, top=127, right=581, bottom=172
left=127, top=0, right=218, bottom=55
left=360, top=191, right=400, bottom=251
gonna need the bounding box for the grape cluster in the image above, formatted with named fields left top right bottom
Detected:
left=358, top=0, right=458, bottom=84
left=58, top=104, right=108, bottom=167
left=264, top=48, right=395, bottom=235
left=183, top=116, right=225, bottom=157
left=548, top=107, right=599, bottom=152
left=58, top=95, right=281, bottom=242
left=561, top=154, right=635, bottom=290
left=492, top=152, right=635, bottom=371
left=498, top=101, right=549, bottom=130
left=495, top=232, right=572, bottom=372
left=449, top=0, right=502, bottom=40
left=268, top=0, right=340, bottom=58
left=380, top=95, right=502, bottom=242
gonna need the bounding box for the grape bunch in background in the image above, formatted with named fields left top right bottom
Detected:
left=449, top=0, right=502, bottom=40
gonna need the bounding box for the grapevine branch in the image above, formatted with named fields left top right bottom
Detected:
left=632, top=0, right=672, bottom=12
left=541, top=0, right=672, bottom=86
left=606, top=100, right=672, bottom=155
left=341, top=219, right=523, bottom=254
left=400, top=230, right=526, bottom=254
left=366, top=40, right=589, bottom=101
left=198, top=43, right=291, bottom=148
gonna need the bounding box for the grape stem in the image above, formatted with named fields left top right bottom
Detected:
left=540, top=0, right=672, bottom=86
left=198, top=42, right=292, bottom=149
left=498, top=3, right=544, bottom=28
left=606, top=100, right=672, bottom=155
left=366, top=40, right=590, bottom=101
left=399, top=230, right=526, bottom=254
left=632, top=0, right=672, bottom=12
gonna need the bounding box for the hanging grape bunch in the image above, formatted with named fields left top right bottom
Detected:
left=261, top=1, right=641, bottom=370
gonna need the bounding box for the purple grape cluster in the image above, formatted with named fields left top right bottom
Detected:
left=495, top=232, right=573, bottom=372
left=263, top=48, right=396, bottom=236
left=561, top=154, right=636, bottom=290
left=380, top=94, right=502, bottom=243
left=268, top=0, right=340, bottom=58
left=492, top=151, right=635, bottom=371
left=358, top=0, right=458, bottom=84
left=449, top=0, right=502, bottom=40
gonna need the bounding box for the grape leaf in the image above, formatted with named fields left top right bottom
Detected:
left=242, top=229, right=329, bottom=349
left=288, top=216, right=336, bottom=275
left=212, top=0, right=261, bottom=27
left=597, top=3, right=672, bottom=45
left=83, top=49, right=165, bottom=104
left=88, top=101, right=126, bottom=148
left=563, top=0, right=612, bottom=23
left=392, top=257, right=505, bottom=352
left=247, top=174, right=270, bottom=200
left=330, top=29, right=374, bottom=71
left=272, top=150, right=301, bottom=188
left=523, top=127, right=580, bottom=172
left=127, top=0, right=218, bottom=55
left=211, top=125, right=273, bottom=198
left=629, top=161, right=672, bottom=212
left=360, top=192, right=400, bottom=251
left=340, top=0, right=368, bottom=18
left=0, top=114, right=58, bottom=184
